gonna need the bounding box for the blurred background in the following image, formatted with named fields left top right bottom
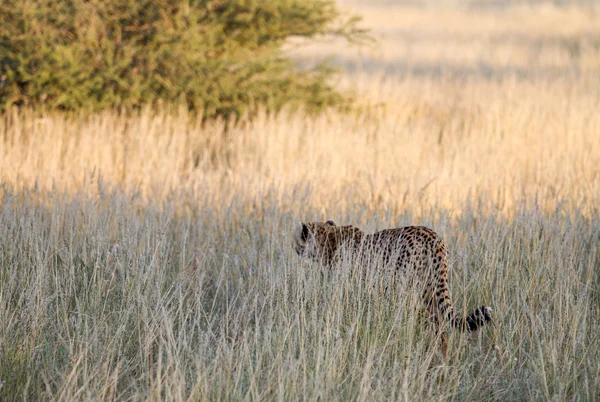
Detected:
left=1, top=0, right=598, bottom=216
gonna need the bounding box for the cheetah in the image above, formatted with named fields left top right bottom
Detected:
left=293, top=220, right=492, bottom=354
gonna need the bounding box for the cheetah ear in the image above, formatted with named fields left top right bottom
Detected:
left=296, top=222, right=309, bottom=242
left=325, top=220, right=336, bottom=226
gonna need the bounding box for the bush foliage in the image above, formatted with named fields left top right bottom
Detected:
left=0, top=0, right=366, bottom=118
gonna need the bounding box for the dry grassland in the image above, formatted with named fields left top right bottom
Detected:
left=1, top=2, right=599, bottom=400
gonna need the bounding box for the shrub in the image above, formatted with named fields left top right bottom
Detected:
left=0, top=0, right=366, bottom=119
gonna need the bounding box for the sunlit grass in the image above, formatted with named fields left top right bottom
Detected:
left=1, top=73, right=599, bottom=217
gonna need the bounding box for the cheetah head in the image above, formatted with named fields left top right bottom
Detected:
left=293, top=220, right=362, bottom=266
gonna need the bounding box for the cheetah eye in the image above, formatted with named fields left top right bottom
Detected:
left=325, top=220, right=336, bottom=226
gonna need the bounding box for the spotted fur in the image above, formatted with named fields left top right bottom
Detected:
left=293, top=221, right=492, bottom=349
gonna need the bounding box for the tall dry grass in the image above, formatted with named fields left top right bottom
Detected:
left=1, top=177, right=599, bottom=400
left=1, top=1, right=600, bottom=400
left=1, top=74, right=599, bottom=217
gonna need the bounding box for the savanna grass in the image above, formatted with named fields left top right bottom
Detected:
left=0, top=182, right=599, bottom=400
left=1, top=2, right=600, bottom=400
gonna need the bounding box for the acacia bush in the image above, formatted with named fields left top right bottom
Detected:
left=0, top=0, right=366, bottom=118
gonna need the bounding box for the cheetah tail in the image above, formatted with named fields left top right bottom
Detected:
left=453, top=306, right=493, bottom=332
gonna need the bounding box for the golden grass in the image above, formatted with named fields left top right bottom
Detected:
left=1, top=2, right=600, bottom=400
left=1, top=76, right=599, bottom=217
